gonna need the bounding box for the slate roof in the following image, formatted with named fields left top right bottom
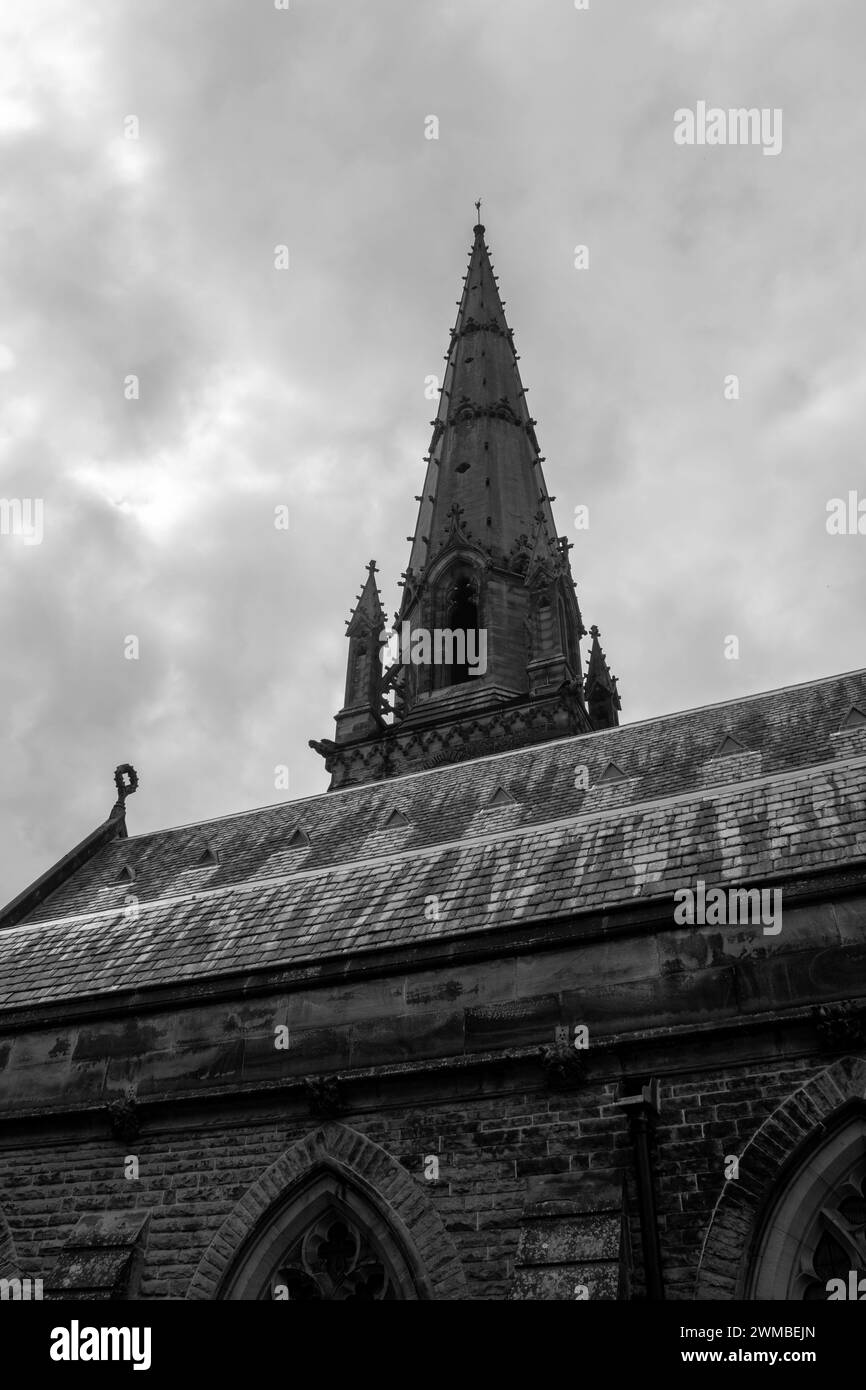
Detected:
left=1, top=669, right=865, bottom=1012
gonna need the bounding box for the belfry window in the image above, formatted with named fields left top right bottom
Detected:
left=558, top=596, right=576, bottom=671
left=441, top=573, right=479, bottom=687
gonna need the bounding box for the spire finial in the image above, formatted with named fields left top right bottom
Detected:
left=110, top=763, right=139, bottom=831
left=475, top=197, right=481, bottom=220
left=113, top=763, right=139, bottom=804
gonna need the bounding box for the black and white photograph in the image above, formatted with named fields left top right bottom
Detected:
left=1, top=0, right=865, bottom=1363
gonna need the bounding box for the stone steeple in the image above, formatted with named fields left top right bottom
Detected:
left=311, top=217, right=619, bottom=789
left=403, top=219, right=561, bottom=588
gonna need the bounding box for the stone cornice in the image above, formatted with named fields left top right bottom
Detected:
left=2, top=1001, right=865, bottom=1134
left=1, top=858, right=865, bottom=1035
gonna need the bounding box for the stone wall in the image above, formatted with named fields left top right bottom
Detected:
left=1, top=888, right=863, bottom=1298
left=1, top=1049, right=863, bottom=1298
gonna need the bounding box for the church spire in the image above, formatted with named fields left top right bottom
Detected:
left=402, top=217, right=561, bottom=591
left=396, top=214, right=583, bottom=714
left=312, top=217, right=618, bottom=790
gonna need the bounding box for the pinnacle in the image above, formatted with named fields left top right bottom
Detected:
left=345, top=559, right=385, bottom=636
left=586, top=626, right=621, bottom=712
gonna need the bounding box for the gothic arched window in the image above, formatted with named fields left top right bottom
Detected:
left=445, top=575, right=478, bottom=685
left=748, top=1111, right=866, bottom=1300
left=558, top=596, right=577, bottom=672
left=432, top=566, right=481, bottom=690
left=219, top=1167, right=422, bottom=1301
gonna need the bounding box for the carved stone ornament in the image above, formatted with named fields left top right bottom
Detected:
left=106, top=1087, right=140, bottom=1144
left=113, top=764, right=139, bottom=800
left=814, top=1002, right=866, bottom=1050
left=539, top=1042, right=588, bottom=1092
left=302, top=1076, right=343, bottom=1119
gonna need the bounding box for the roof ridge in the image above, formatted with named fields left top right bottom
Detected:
left=118, top=665, right=866, bottom=841
left=16, top=751, right=866, bottom=933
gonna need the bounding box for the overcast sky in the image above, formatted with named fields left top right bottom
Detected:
left=1, top=0, right=865, bottom=906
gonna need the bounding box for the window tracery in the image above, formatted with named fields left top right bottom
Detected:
left=749, top=1114, right=866, bottom=1300
left=269, top=1212, right=397, bottom=1301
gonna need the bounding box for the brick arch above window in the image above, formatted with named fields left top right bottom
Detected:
left=695, top=1056, right=866, bottom=1299
left=185, top=1122, right=467, bottom=1301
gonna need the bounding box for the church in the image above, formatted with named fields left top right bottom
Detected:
left=1, top=216, right=865, bottom=1301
